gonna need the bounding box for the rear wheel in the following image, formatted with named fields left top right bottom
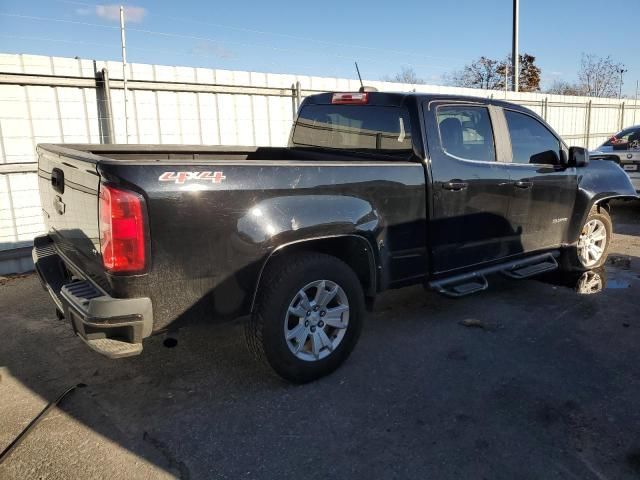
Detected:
left=246, top=253, right=364, bottom=383
left=563, top=207, right=612, bottom=270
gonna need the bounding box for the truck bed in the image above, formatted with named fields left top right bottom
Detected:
left=39, top=144, right=393, bottom=164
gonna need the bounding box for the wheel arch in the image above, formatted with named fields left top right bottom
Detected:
left=569, top=193, right=636, bottom=244
left=568, top=159, right=638, bottom=243
left=250, top=234, right=378, bottom=313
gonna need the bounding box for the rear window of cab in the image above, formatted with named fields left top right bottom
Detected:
left=291, top=105, right=413, bottom=159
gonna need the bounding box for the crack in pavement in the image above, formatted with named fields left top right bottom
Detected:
left=143, top=431, right=190, bottom=480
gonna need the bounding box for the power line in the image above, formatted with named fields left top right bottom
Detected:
left=0, top=38, right=344, bottom=76
left=126, top=27, right=452, bottom=72
left=161, top=16, right=466, bottom=63
left=0, top=10, right=454, bottom=77
left=51, top=0, right=466, bottom=62
left=0, top=34, right=115, bottom=50
left=0, top=12, right=452, bottom=73
left=0, top=12, right=119, bottom=30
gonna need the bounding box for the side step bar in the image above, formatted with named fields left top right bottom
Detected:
left=431, top=273, right=489, bottom=298
left=429, top=251, right=560, bottom=298
left=501, top=254, right=558, bottom=279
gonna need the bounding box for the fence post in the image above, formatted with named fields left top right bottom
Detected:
left=291, top=83, right=297, bottom=119
left=96, top=68, right=115, bottom=144
left=545, top=98, right=549, bottom=120
left=619, top=102, right=625, bottom=130
left=585, top=100, right=592, bottom=148
left=291, top=81, right=302, bottom=118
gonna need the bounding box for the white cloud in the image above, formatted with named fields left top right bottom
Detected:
left=76, top=4, right=147, bottom=23
left=191, top=41, right=234, bottom=59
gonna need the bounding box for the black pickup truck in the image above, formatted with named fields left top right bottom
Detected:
left=33, top=91, right=637, bottom=382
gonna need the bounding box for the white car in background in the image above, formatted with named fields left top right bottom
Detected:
left=590, top=125, right=640, bottom=192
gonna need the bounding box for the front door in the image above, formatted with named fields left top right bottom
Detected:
left=499, top=108, right=578, bottom=252
left=424, top=101, right=513, bottom=273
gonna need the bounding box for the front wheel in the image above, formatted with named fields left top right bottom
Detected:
left=563, top=207, right=612, bottom=270
left=246, top=253, right=364, bottom=383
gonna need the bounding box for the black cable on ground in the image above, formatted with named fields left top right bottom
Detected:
left=0, top=383, right=87, bottom=465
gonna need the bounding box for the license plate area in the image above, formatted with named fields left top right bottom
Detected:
left=623, top=164, right=638, bottom=171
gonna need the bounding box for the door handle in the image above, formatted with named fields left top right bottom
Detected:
left=442, top=180, right=468, bottom=191
left=514, top=180, right=533, bottom=189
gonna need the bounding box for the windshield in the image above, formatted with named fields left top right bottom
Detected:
left=291, top=104, right=413, bottom=159
left=601, top=126, right=640, bottom=149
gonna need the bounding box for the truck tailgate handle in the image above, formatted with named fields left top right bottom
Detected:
left=442, top=180, right=468, bottom=191
left=514, top=180, right=533, bottom=189
left=51, top=168, right=65, bottom=194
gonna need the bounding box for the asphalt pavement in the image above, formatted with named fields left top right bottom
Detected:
left=1, top=201, right=639, bottom=479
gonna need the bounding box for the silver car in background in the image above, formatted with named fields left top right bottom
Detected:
left=590, top=125, right=640, bottom=191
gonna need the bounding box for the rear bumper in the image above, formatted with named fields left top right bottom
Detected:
left=32, top=235, right=152, bottom=358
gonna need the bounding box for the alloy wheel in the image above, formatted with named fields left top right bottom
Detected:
left=577, top=219, right=607, bottom=267
left=284, top=280, right=349, bottom=361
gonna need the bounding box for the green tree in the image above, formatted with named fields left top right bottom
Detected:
left=496, top=54, right=541, bottom=92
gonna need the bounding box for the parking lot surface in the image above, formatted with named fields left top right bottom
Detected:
left=1, top=201, right=639, bottom=479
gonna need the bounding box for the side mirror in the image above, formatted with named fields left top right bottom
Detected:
left=569, top=146, right=589, bottom=167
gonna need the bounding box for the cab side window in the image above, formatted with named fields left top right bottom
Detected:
left=505, top=110, right=561, bottom=165
left=436, top=106, right=496, bottom=162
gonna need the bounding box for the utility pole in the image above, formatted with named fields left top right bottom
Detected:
left=511, top=0, right=519, bottom=92
left=634, top=80, right=639, bottom=125
left=120, top=5, right=129, bottom=143
left=618, top=68, right=627, bottom=99
left=504, top=63, right=509, bottom=98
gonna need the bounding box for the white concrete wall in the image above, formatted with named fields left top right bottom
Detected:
left=1, top=53, right=638, bottom=270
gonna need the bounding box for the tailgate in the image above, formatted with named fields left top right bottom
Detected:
left=37, top=145, right=104, bottom=282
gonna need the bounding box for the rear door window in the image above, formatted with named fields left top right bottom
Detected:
left=436, top=106, right=496, bottom=162
left=291, top=105, right=412, bottom=158
left=505, top=110, right=561, bottom=165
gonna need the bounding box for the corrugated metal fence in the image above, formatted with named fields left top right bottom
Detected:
left=1, top=53, right=639, bottom=274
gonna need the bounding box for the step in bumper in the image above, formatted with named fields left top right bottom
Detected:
left=32, top=235, right=152, bottom=359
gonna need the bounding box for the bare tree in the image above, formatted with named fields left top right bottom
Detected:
left=382, top=66, right=425, bottom=84
left=448, top=56, right=502, bottom=90
left=577, top=53, right=625, bottom=98
left=544, top=54, right=625, bottom=97
left=545, top=80, right=585, bottom=96
left=448, top=54, right=541, bottom=91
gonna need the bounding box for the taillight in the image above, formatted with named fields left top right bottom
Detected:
left=99, top=184, right=147, bottom=274
left=331, top=92, right=369, bottom=104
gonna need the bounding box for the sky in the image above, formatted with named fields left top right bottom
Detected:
left=0, top=0, right=638, bottom=96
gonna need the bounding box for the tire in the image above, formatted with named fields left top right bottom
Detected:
left=562, top=206, right=612, bottom=271
left=246, top=252, right=365, bottom=384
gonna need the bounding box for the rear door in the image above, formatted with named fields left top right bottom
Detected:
left=424, top=101, right=513, bottom=273
left=498, top=108, right=577, bottom=252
